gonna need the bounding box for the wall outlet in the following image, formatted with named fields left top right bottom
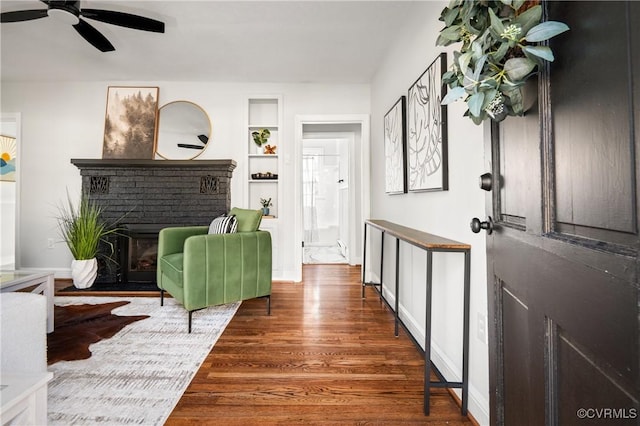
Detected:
left=477, top=312, right=488, bottom=344
left=47, top=238, right=55, bottom=249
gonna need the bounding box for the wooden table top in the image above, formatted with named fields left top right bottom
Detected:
left=366, top=220, right=471, bottom=251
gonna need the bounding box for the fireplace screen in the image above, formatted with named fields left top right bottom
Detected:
left=129, top=237, right=157, bottom=273
left=122, top=224, right=167, bottom=284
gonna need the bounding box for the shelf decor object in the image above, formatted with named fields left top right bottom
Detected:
left=436, top=1, right=569, bottom=124
left=384, top=96, right=407, bottom=195
left=407, top=53, right=448, bottom=192
left=102, top=86, right=159, bottom=159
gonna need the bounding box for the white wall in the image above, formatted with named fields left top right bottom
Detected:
left=0, top=81, right=370, bottom=279
left=369, top=2, right=489, bottom=424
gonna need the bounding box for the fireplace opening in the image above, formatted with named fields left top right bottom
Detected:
left=120, top=224, right=176, bottom=285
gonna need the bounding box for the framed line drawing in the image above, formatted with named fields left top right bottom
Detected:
left=407, top=52, right=448, bottom=192
left=102, top=86, right=159, bottom=159
left=384, top=96, right=407, bottom=194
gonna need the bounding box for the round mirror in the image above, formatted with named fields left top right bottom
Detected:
left=155, top=101, right=211, bottom=160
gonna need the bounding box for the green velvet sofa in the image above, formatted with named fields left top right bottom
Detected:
left=157, top=208, right=272, bottom=332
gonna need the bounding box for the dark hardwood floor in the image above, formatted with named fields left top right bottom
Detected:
left=164, top=264, right=473, bottom=425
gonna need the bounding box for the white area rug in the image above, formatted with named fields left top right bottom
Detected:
left=48, top=296, right=240, bottom=425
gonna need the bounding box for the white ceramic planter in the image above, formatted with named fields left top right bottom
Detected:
left=71, top=258, right=98, bottom=289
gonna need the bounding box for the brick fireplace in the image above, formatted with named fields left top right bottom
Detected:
left=72, top=159, right=236, bottom=287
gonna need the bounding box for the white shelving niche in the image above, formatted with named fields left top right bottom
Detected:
left=245, top=95, right=283, bottom=278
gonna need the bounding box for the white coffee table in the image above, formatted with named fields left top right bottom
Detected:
left=0, top=372, right=54, bottom=425
left=0, top=270, right=54, bottom=333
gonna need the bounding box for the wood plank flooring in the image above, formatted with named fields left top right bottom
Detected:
left=165, top=264, right=473, bottom=425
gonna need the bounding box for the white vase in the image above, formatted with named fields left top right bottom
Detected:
left=71, top=258, right=98, bottom=289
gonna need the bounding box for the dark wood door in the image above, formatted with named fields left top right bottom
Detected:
left=484, top=2, right=639, bottom=425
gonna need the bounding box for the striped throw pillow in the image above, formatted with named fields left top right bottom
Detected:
left=208, top=214, right=238, bottom=234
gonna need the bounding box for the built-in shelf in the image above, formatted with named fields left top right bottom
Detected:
left=245, top=95, right=283, bottom=277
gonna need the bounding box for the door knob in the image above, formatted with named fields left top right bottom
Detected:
left=479, top=173, right=493, bottom=191
left=470, top=216, right=494, bottom=235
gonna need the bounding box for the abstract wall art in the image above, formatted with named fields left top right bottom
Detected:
left=102, top=86, right=159, bottom=159
left=407, top=53, right=448, bottom=192
left=384, top=96, right=407, bottom=194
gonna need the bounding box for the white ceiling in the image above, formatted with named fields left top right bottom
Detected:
left=0, top=0, right=421, bottom=83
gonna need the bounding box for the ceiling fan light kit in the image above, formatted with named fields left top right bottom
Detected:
left=1, top=0, right=165, bottom=52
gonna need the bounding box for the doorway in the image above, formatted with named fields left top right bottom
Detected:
left=293, top=115, right=370, bottom=282
left=302, top=137, right=349, bottom=264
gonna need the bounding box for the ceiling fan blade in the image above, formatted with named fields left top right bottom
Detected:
left=177, top=144, right=204, bottom=150
left=80, top=9, right=164, bottom=33
left=0, top=9, right=48, bottom=23
left=73, top=19, right=114, bottom=52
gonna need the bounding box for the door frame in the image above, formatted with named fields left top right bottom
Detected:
left=293, top=114, right=370, bottom=282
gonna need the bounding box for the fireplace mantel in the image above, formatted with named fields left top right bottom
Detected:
left=71, top=158, right=236, bottom=171
left=71, top=158, right=237, bottom=226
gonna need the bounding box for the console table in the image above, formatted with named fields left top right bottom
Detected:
left=361, top=219, right=471, bottom=416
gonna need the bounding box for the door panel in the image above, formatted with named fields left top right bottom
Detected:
left=485, top=2, right=640, bottom=425
left=550, top=1, right=637, bottom=245
left=496, top=81, right=539, bottom=230
left=555, top=325, right=639, bottom=425
left=500, top=283, right=531, bottom=425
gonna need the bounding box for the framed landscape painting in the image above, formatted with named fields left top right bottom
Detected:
left=102, top=86, right=159, bottom=159
left=384, top=96, right=407, bottom=194
left=407, top=53, right=448, bottom=192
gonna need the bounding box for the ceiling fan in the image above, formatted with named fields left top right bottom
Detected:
left=0, top=0, right=165, bottom=52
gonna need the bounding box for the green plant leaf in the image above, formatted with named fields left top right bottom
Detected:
left=441, top=86, right=467, bottom=105
left=513, top=0, right=526, bottom=10
left=504, top=57, right=536, bottom=81
left=491, top=42, right=510, bottom=62
left=439, top=25, right=462, bottom=42
left=515, top=5, right=541, bottom=34
left=504, top=87, right=524, bottom=114
left=468, top=92, right=485, bottom=117
left=473, top=54, right=488, bottom=81
left=489, top=7, right=505, bottom=37
left=481, top=89, right=499, bottom=110
left=524, top=21, right=569, bottom=42
left=443, top=7, right=459, bottom=26
left=458, top=52, right=472, bottom=75
left=522, top=45, right=554, bottom=62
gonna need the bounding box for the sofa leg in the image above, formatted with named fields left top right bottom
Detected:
left=188, top=311, right=193, bottom=333
left=160, top=289, right=164, bottom=306
left=267, top=295, right=271, bottom=316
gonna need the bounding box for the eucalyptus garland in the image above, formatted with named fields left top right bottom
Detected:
left=437, top=0, right=569, bottom=124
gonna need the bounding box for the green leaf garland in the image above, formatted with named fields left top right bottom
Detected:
left=437, top=1, right=569, bottom=124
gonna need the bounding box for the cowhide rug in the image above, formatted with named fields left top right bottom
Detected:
left=47, top=301, right=149, bottom=365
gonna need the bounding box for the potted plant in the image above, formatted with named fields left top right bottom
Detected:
left=260, top=198, right=272, bottom=216
left=251, top=129, right=271, bottom=153
left=57, top=192, right=120, bottom=289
